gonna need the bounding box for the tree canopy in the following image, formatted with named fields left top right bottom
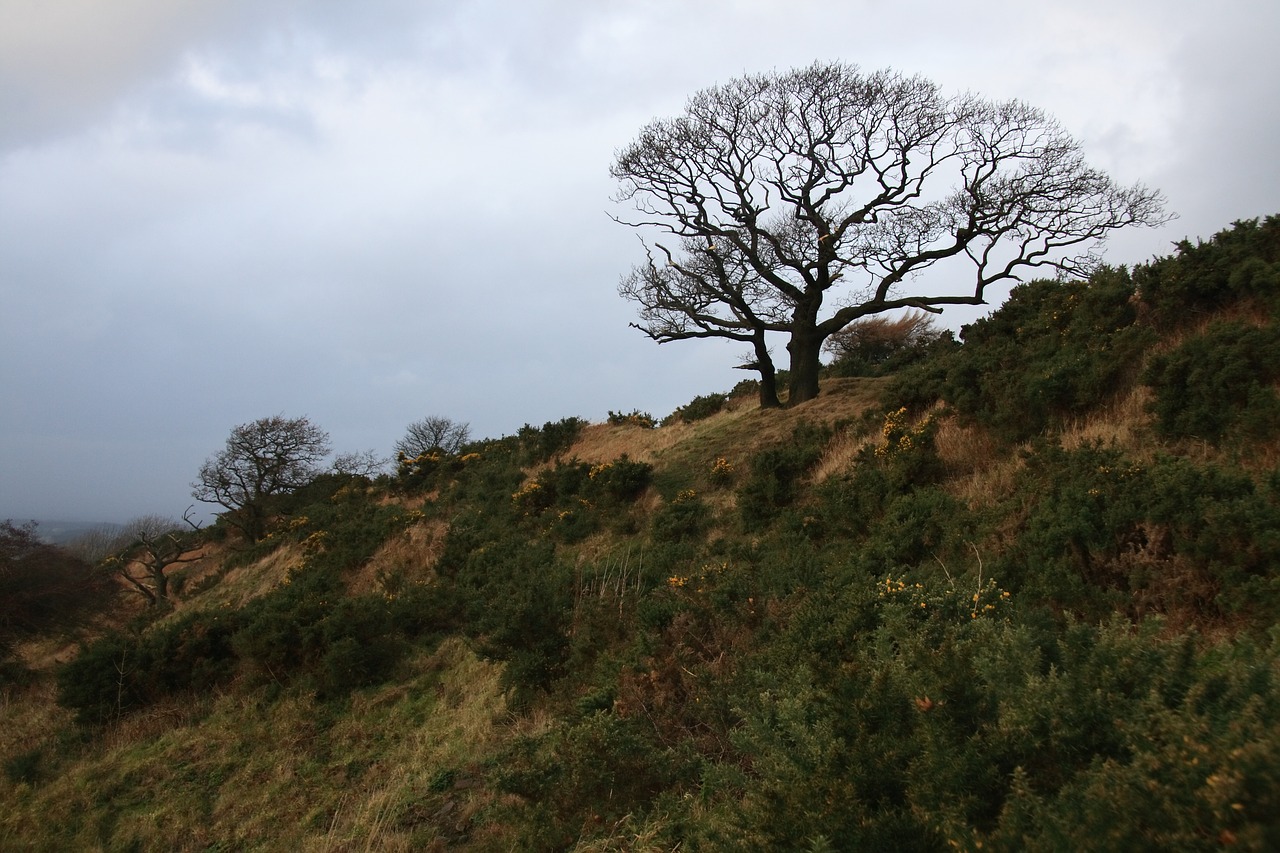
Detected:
left=192, top=414, right=331, bottom=541
left=612, top=61, right=1169, bottom=405
left=395, top=416, right=471, bottom=459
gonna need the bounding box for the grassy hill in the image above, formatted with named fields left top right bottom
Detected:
left=3, top=216, right=1279, bottom=851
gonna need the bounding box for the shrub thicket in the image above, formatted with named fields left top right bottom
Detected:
left=1133, top=214, right=1280, bottom=326
left=1143, top=319, right=1280, bottom=442
left=670, top=392, right=729, bottom=423
left=888, top=269, right=1152, bottom=442
left=737, top=424, right=831, bottom=530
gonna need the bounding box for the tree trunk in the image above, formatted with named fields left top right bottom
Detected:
left=786, top=311, right=824, bottom=405
left=758, top=367, right=781, bottom=409
left=753, top=333, right=782, bottom=409
left=153, top=566, right=170, bottom=602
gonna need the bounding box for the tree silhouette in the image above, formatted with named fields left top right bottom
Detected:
left=612, top=61, right=1169, bottom=405
left=192, top=415, right=330, bottom=541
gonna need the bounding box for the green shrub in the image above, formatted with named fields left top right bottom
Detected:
left=586, top=456, right=653, bottom=502
left=998, top=444, right=1280, bottom=625
left=56, top=609, right=241, bottom=725
left=1133, top=215, right=1280, bottom=326
left=496, top=712, right=689, bottom=848
left=1142, top=319, right=1280, bottom=442
left=518, top=417, right=586, bottom=464
left=652, top=490, right=710, bottom=542
left=3, top=748, right=43, bottom=785
left=671, top=392, right=728, bottom=423
left=888, top=270, right=1153, bottom=441
left=737, top=424, right=830, bottom=530
left=608, top=409, right=657, bottom=428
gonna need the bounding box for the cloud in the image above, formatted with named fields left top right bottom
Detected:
left=1, top=0, right=1275, bottom=522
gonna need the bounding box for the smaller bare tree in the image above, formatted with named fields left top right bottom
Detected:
left=331, top=449, right=388, bottom=478
left=104, top=510, right=203, bottom=606
left=65, top=523, right=131, bottom=564
left=395, top=416, right=471, bottom=458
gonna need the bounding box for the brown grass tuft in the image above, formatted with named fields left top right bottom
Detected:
left=348, top=518, right=449, bottom=595
left=810, top=427, right=877, bottom=484
left=934, top=415, right=1004, bottom=477
left=944, top=450, right=1029, bottom=510
left=1059, top=385, right=1157, bottom=459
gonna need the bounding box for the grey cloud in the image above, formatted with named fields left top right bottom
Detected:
left=2, top=0, right=1275, bottom=523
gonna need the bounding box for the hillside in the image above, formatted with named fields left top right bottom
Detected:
left=2, top=216, right=1279, bottom=851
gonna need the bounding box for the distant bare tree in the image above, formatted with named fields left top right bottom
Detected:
left=65, top=524, right=131, bottom=564
left=331, top=449, right=388, bottom=478
left=104, top=511, right=202, bottom=606
left=192, top=414, right=331, bottom=541
left=612, top=61, right=1170, bottom=405
left=395, top=416, right=471, bottom=458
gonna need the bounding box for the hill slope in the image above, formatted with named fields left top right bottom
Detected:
left=3, top=215, right=1280, bottom=851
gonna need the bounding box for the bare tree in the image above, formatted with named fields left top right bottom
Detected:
left=192, top=414, right=331, bottom=541
left=65, top=523, right=130, bottom=564
left=331, top=449, right=388, bottom=478
left=394, top=416, right=471, bottom=459
left=104, top=511, right=202, bottom=606
left=611, top=61, right=1170, bottom=405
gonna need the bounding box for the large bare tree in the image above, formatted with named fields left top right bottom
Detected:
left=611, top=62, right=1170, bottom=405
left=192, top=414, right=331, bottom=541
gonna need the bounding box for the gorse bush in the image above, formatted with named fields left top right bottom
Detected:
left=607, top=409, right=657, bottom=428
left=997, top=444, right=1280, bottom=627
left=57, top=609, right=240, bottom=725
left=652, top=489, right=710, bottom=542
left=889, top=270, right=1154, bottom=442
left=517, top=417, right=586, bottom=464
left=737, top=423, right=831, bottom=530
left=586, top=455, right=653, bottom=502
left=1133, top=214, right=1280, bottom=326
left=670, top=392, right=728, bottom=423
left=1143, top=319, right=1280, bottom=442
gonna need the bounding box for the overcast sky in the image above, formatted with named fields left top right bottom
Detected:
left=2, top=0, right=1277, bottom=525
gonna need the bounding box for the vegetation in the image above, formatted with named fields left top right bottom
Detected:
left=2, top=215, right=1279, bottom=850
left=395, top=415, right=472, bottom=458
left=191, top=414, right=332, bottom=542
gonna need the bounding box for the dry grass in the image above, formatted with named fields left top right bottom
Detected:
left=348, top=518, right=449, bottom=595
left=185, top=542, right=304, bottom=612
left=945, top=452, right=1030, bottom=510
left=568, top=420, right=694, bottom=466
left=0, top=636, right=523, bottom=852
left=564, top=378, right=889, bottom=474
left=934, top=415, right=1004, bottom=477
left=810, top=426, right=877, bottom=484
left=1058, top=385, right=1157, bottom=459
